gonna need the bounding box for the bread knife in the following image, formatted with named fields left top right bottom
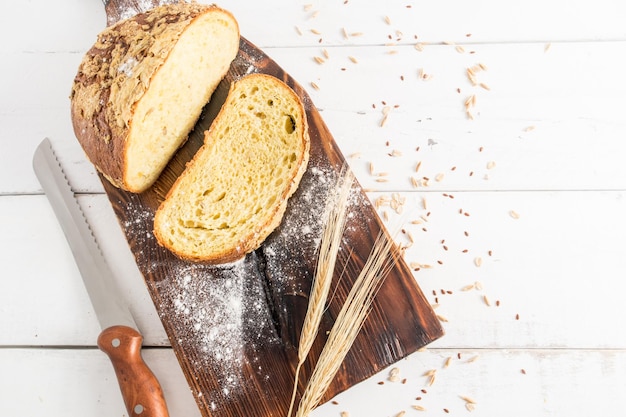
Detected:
left=32, top=138, right=169, bottom=417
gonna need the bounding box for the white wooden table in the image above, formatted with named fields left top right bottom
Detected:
left=2, top=0, right=626, bottom=415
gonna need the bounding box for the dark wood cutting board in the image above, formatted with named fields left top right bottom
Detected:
left=98, top=2, right=444, bottom=416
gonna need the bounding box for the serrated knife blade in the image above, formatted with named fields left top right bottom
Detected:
left=32, top=138, right=169, bottom=417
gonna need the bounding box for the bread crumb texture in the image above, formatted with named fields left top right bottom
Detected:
left=71, top=3, right=239, bottom=192
left=154, top=73, right=310, bottom=263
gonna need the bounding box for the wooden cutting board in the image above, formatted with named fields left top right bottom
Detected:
left=98, top=2, right=444, bottom=416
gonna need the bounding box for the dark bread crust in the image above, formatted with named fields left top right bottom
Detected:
left=70, top=2, right=233, bottom=191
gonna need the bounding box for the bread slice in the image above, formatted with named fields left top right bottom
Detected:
left=70, top=3, right=240, bottom=193
left=153, top=73, right=310, bottom=263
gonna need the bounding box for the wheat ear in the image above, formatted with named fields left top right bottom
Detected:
left=294, top=232, right=397, bottom=417
left=287, top=169, right=354, bottom=417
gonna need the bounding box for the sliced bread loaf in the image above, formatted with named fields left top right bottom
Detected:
left=153, top=73, right=310, bottom=263
left=70, top=3, right=240, bottom=193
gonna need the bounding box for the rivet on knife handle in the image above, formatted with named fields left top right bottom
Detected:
left=98, top=325, right=169, bottom=417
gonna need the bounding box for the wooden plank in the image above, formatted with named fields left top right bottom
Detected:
left=268, top=41, right=626, bottom=192
left=371, top=189, right=626, bottom=349
left=313, top=348, right=626, bottom=417
left=2, top=347, right=625, bottom=416
left=6, top=0, right=626, bottom=54
left=0, top=195, right=168, bottom=346
left=6, top=40, right=626, bottom=194
left=3, top=189, right=625, bottom=349
left=0, top=348, right=200, bottom=417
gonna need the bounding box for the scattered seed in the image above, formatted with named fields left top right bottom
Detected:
left=523, top=125, right=536, bottom=132
left=483, top=295, right=491, bottom=306
left=348, top=55, right=358, bottom=64
left=310, top=28, right=321, bottom=35
left=474, top=281, right=483, bottom=290
left=455, top=45, right=466, bottom=54
left=428, top=373, right=436, bottom=386
left=437, top=314, right=449, bottom=323
left=466, top=68, right=478, bottom=85
left=388, top=367, right=401, bottom=382
left=340, top=412, right=349, bottom=417
left=486, top=161, right=496, bottom=169
left=435, top=173, right=445, bottom=182
left=395, top=412, right=406, bottom=417
left=444, top=408, right=449, bottom=413
left=467, top=355, right=479, bottom=363
left=444, top=356, right=452, bottom=368
left=474, top=257, right=482, bottom=267
left=310, top=81, right=320, bottom=90
left=510, top=210, right=520, bottom=219
left=460, top=395, right=476, bottom=405
left=313, top=56, right=325, bottom=64
left=544, top=42, right=552, bottom=52
left=461, top=284, right=475, bottom=291
left=466, top=403, right=476, bottom=412
left=480, top=82, right=491, bottom=90
left=295, top=26, right=303, bottom=35
left=412, top=405, right=426, bottom=411
left=516, top=313, right=520, bottom=320
left=521, top=368, right=527, bottom=374
left=384, top=15, right=392, bottom=25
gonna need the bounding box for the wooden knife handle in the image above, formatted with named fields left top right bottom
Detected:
left=98, top=325, right=169, bottom=417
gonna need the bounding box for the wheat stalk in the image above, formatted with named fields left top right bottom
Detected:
left=294, top=231, right=398, bottom=417
left=287, top=168, right=354, bottom=417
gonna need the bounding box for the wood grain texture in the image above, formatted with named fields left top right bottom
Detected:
left=100, top=36, right=443, bottom=416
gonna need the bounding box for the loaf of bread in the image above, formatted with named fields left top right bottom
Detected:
left=70, top=3, right=240, bottom=193
left=153, top=73, right=310, bottom=263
